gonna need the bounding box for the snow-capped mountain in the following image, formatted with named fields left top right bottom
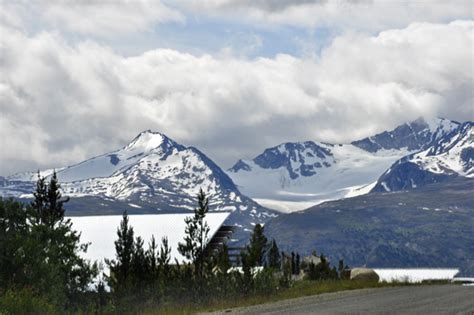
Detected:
left=1, top=131, right=276, bottom=240
left=373, top=121, right=473, bottom=192
left=351, top=117, right=460, bottom=152
left=227, top=118, right=460, bottom=212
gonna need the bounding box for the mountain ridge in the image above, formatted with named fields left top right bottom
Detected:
left=372, top=121, right=473, bottom=192
left=0, top=131, right=277, bottom=242
left=227, top=117, right=462, bottom=212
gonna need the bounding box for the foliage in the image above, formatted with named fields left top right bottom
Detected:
left=1, top=178, right=355, bottom=314
left=0, top=172, right=96, bottom=311
left=0, top=288, right=57, bottom=315
left=306, top=254, right=338, bottom=281
left=215, top=243, right=231, bottom=273
left=267, top=239, right=280, bottom=269
left=246, top=224, right=267, bottom=267
left=178, top=188, right=211, bottom=279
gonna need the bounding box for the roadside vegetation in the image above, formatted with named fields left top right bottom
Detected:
left=1, top=174, right=411, bottom=315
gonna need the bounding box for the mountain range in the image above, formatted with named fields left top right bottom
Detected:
left=0, top=131, right=276, bottom=241
left=373, top=121, right=473, bottom=192
left=1, top=117, right=472, bottom=249
left=259, top=119, right=473, bottom=274
left=227, top=117, right=462, bottom=212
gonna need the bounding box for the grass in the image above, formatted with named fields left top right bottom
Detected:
left=143, top=280, right=414, bottom=315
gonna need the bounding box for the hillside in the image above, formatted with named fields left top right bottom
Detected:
left=264, top=178, right=474, bottom=275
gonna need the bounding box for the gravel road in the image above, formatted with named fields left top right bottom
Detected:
left=206, top=285, right=474, bottom=315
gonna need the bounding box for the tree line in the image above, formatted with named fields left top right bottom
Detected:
left=0, top=174, right=348, bottom=314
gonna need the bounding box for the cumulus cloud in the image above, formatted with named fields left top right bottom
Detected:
left=1, top=0, right=184, bottom=37
left=179, top=0, right=473, bottom=32
left=0, top=21, right=472, bottom=175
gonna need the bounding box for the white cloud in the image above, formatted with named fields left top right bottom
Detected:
left=1, top=0, right=184, bottom=38
left=179, top=0, right=473, bottom=32
left=0, top=21, right=472, bottom=175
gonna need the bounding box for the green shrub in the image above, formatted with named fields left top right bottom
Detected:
left=0, top=289, right=57, bottom=315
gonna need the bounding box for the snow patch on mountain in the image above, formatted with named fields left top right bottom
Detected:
left=228, top=141, right=409, bottom=212
left=351, top=117, right=459, bottom=153
left=228, top=118, right=460, bottom=212
left=373, top=121, right=473, bottom=192
left=0, top=131, right=277, bottom=242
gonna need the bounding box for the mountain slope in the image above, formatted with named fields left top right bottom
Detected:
left=373, top=121, right=473, bottom=192
left=228, top=118, right=459, bottom=212
left=264, top=178, right=474, bottom=275
left=1, top=131, right=276, bottom=241
left=351, top=117, right=459, bottom=152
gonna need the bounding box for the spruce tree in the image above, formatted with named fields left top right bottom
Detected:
left=178, top=188, right=211, bottom=278
left=132, top=236, right=147, bottom=291
left=216, top=243, right=231, bottom=273
left=296, top=253, right=301, bottom=275
left=31, top=171, right=68, bottom=227
left=247, top=224, right=267, bottom=267
left=146, top=235, right=159, bottom=284
left=267, top=239, right=280, bottom=269
left=106, top=212, right=135, bottom=294
left=291, top=252, right=296, bottom=275
left=158, top=236, right=171, bottom=278
left=28, top=173, right=95, bottom=307
left=31, top=171, right=47, bottom=224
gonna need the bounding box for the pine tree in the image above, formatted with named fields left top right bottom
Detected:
left=132, top=236, right=148, bottom=291
left=16, top=173, right=96, bottom=307
left=216, top=243, right=231, bottom=273
left=45, top=171, right=67, bottom=226
left=146, top=235, right=159, bottom=284
left=296, top=253, right=301, bottom=275
left=31, top=171, right=68, bottom=227
left=291, top=252, right=296, bottom=275
left=31, top=171, right=48, bottom=224
left=267, top=239, right=280, bottom=269
left=247, top=224, right=267, bottom=267
left=158, top=236, right=171, bottom=278
left=106, top=212, right=135, bottom=294
left=178, top=188, right=211, bottom=278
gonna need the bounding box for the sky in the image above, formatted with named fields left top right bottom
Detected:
left=0, top=0, right=473, bottom=175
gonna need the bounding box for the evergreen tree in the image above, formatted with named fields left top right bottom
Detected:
left=295, top=253, right=301, bottom=275
left=31, top=172, right=47, bottom=224
left=216, top=243, right=231, bottom=273
left=132, top=236, right=148, bottom=291
left=106, top=212, right=135, bottom=294
left=279, top=252, right=292, bottom=288
left=1, top=174, right=96, bottom=308
left=267, top=239, right=280, bottom=269
left=178, top=188, right=211, bottom=278
left=34, top=172, right=96, bottom=305
left=0, top=198, right=32, bottom=289
left=291, top=252, right=296, bottom=275
left=306, top=254, right=337, bottom=281
left=31, top=171, right=68, bottom=227
left=146, top=235, right=159, bottom=284
left=247, top=224, right=267, bottom=267
left=158, top=236, right=171, bottom=278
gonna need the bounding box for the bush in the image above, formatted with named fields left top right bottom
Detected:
left=0, top=289, right=57, bottom=315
